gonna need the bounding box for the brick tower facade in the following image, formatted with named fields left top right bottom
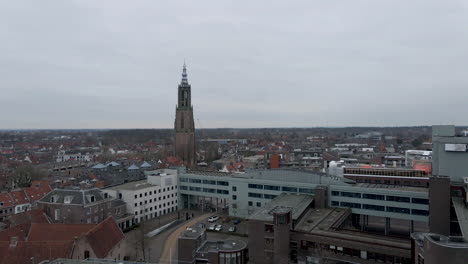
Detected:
left=174, top=63, right=196, bottom=166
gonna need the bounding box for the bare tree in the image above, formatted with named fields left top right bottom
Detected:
left=12, top=165, right=46, bottom=188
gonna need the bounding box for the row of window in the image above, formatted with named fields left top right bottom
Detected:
left=331, top=191, right=429, bottom=204
left=180, top=185, right=229, bottom=195
left=247, top=192, right=279, bottom=200
left=248, top=184, right=314, bottom=194
left=248, top=201, right=262, bottom=207
left=133, top=194, right=176, bottom=207
left=180, top=178, right=229, bottom=186
left=332, top=201, right=429, bottom=215
left=300, top=240, right=411, bottom=264
left=133, top=186, right=176, bottom=199
left=134, top=206, right=177, bottom=223
left=134, top=200, right=177, bottom=215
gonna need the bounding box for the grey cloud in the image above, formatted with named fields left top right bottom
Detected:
left=0, top=0, right=467, bottom=128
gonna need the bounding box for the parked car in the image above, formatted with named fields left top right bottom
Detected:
left=208, top=215, right=220, bottom=223
left=215, top=225, right=223, bottom=231
left=222, top=216, right=231, bottom=223
left=228, top=226, right=237, bottom=232
left=233, top=219, right=241, bottom=225
left=208, top=224, right=216, bottom=231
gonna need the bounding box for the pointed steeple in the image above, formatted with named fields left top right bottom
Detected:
left=181, top=62, right=188, bottom=85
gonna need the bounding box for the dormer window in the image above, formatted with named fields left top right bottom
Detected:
left=86, top=195, right=96, bottom=203
left=104, top=193, right=108, bottom=199
left=50, top=195, right=59, bottom=203
left=64, top=196, right=74, bottom=204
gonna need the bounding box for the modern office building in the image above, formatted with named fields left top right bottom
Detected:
left=102, top=169, right=178, bottom=224
left=178, top=167, right=429, bottom=235
left=248, top=194, right=413, bottom=264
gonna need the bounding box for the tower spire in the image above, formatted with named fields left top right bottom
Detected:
left=181, top=61, right=188, bottom=84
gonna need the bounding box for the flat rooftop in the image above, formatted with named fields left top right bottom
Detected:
left=180, top=226, right=204, bottom=239
left=248, top=193, right=314, bottom=222
left=186, top=169, right=351, bottom=186
left=353, top=183, right=429, bottom=193
left=198, top=239, right=247, bottom=253
left=105, top=179, right=155, bottom=191
left=295, top=207, right=411, bottom=251
left=295, top=208, right=349, bottom=233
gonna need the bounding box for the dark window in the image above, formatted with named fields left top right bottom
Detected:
left=331, top=191, right=340, bottom=196
left=217, top=189, right=229, bottom=195
left=341, top=192, right=361, bottom=198
left=203, top=188, right=216, bottom=193
left=256, top=202, right=261, bottom=207
left=264, top=185, right=280, bottom=191
left=217, top=181, right=229, bottom=186
left=232, top=186, right=237, bottom=191
left=265, top=224, right=274, bottom=233
left=412, top=209, right=429, bottom=216
left=203, top=180, right=216, bottom=185
left=363, top=193, right=384, bottom=200
left=331, top=201, right=339, bottom=206
left=386, top=196, right=410, bottom=203
left=264, top=194, right=277, bottom=199
left=299, top=188, right=314, bottom=194
left=248, top=184, right=263, bottom=189
left=189, top=179, right=201, bottom=184
left=248, top=201, right=253, bottom=206
left=248, top=192, right=263, bottom=198
left=412, top=198, right=429, bottom=204
left=386, top=206, right=410, bottom=214
left=340, top=202, right=361, bottom=208
left=84, top=250, right=90, bottom=259
left=282, top=186, right=298, bottom=192
left=363, top=204, right=385, bottom=211
left=189, top=186, right=201, bottom=192
left=180, top=186, right=188, bottom=190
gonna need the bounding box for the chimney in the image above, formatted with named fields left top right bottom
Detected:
left=9, top=236, right=18, bottom=248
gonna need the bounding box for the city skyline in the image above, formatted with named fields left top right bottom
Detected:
left=1, top=0, right=468, bottom=129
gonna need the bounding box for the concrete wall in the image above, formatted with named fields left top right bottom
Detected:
left=432, top=125, right=468, bottom=182
left=429, top=176, right=451, bottom=235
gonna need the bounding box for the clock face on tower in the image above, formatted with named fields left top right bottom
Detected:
left=174, top=63, right=196, bottom=166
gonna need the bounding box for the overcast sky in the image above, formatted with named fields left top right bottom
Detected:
left=1, top=0, right=467, bottom=129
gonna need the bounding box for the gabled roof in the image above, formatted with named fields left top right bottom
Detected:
left=7, top=209, right=50, bottom=227
left=92, top=163, right=107, bottom=169
left=0, top=241, right=73, bottom=264
left=24, top=181, right=52, bottom=202
left=9, top=190, right=29, bottom=205
left=140, top=161, right=152, bottom=168
left=28, top=223, right=95, bottom=241
left=85, top=217, right=124, bottom=258
left=0, top=192, right=14, bottom=208
left=39, top=188, right=105, bottom=205
left=106, top=161, right=120, bottom=167
left=128, top=164, right=139, bottom=170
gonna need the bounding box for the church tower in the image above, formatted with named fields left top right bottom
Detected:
left=174, top=63, right=196, bottom=166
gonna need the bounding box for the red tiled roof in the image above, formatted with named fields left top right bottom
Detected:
left=85, top=217, right=124, bottom=258
left=7, top=209, right=50, bottom=227
left=0, top=223, right=29, bottom=241
left=0, top=241, right=73, bottom=264
left=28, top=223, right=96, bottom=241
left=9, top=190, right=29, bottom=205
left=24, top=181, right=52, bottom=202
left=0, top=192, right=14, bottom=208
